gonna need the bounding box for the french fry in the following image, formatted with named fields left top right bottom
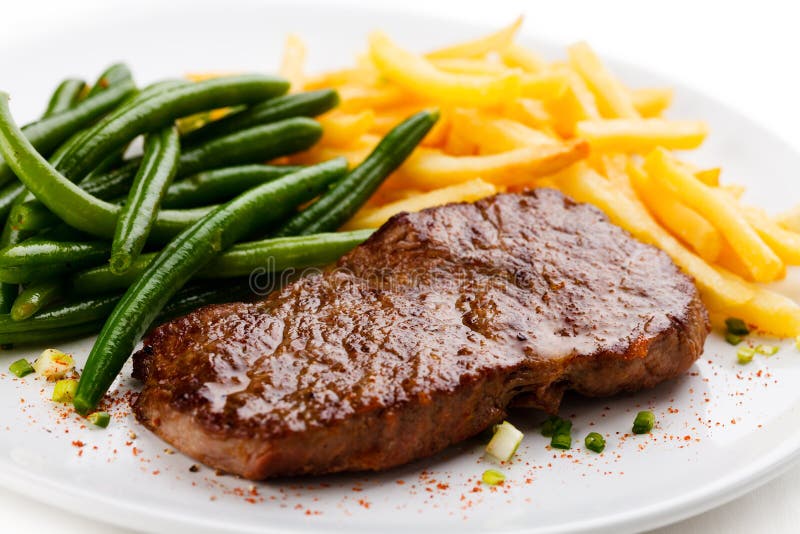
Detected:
left=450, top=109, right=558, bottom=154
left=398, top=140, right=588, bottom=189
left=555, top=164, right=754, bottom=307
left=628, top=161, right=723, bottom=262
left=546, top=71, right=601, bottom=137
left=303, top=67, right=379, bottom=90
left=371, top=108, right=450, bottom=148
left=426, top=16, right=523, bottom=59
left=721, top=184, right=746, bottom=199
left=430, top=58, right=509, bottom=76
left=629, top=88, right=673, bottom=118
left=709, top=287, right=800, bottom=338
left=577, top=119, right=708, bottom=152
left=743, top=207, right=800, bottom=265
left=291, top=134, right=378, bottom=167
left=502, top=44, right=547, bottom=73
left=337, top=85, right=415, bottom=111
left=776, top=204, right=800, bottom=233
left=644, top=148, right=784, bottom=283
left=319, top=111, right=376, bottom=148
left=502, top=98, right=553, bottom=131
left=279, top=33, right=307, bottom=92
left=568, top=42, right=639, bottom=119
left=344, top=178, right=497, bottom=230
left=369, top=32, right=521, bottom=107
left=519, top=72, right=570, bottom=100
left=598, top=153, right=635, bottom=196
left=694, top=167, right=721, bottom=187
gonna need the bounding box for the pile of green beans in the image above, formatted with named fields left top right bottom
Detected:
left=0, top=66, right=437, bottom=415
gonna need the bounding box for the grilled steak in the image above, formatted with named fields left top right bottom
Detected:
left=132, top=189, right=709, bottom=479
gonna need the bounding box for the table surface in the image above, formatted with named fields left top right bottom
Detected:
left=2, top=0, right=798, bottom=532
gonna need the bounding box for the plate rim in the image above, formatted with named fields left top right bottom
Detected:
left=2, top=2, right=800, bottom=533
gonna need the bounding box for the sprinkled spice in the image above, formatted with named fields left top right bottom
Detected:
left=189, top=464, right=200, bottom=473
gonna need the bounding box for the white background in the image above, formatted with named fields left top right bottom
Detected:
left=1, top=0, right=799, bottom=532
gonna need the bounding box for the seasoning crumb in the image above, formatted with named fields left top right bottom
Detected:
left=164, top=448, right=175, bottom=455
left=215, top=468, right=225, bottom=476
left=189, top=464, right=200, bottom=473
left=128, top=430, right=137, bottom=440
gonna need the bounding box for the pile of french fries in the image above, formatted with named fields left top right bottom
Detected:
left=278, top=17, right=800, bottom=338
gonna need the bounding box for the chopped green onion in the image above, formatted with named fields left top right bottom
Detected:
left=87, top=411, right=111, bottom=428
left=8, top=358, right=34, bottom=378
left=551, top=432, right=572, bottom=449
left=52, top=379, right=78, bottom=403
left=724, top=333, right=743, bottom=346
left=486, top=421, right=523, bottom=462
left=755, top=345, right=779, bottom=356
left=481, top=469, right=505, bottom=485
left=584, top=432, right=606, bottom=453
left=540, top=415, right=563, bottom=437
left=33, top=348, right=74, bottom=380
left=632, top=411, right=655, bottom=434
left=737, top=347, right=755, bottom=364
left=725, top=317, right=750, bottom=336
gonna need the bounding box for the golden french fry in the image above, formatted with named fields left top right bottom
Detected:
left=344, top=178, right=497, bottom=230
left=426, top=16, right=523, bottom=59
left=629, top=88, right=673, bottom=118
left=398, top=140, right=588, bottom=189
left=319, top=110, right=376, bottom=148
left=303, top=66, right=380, bottom=90
left=519, top=72, right=570, bottom=100
left=337, top=85, right=416, bottom=111
left=709, top=287, right=800, bottom=338
left=721, top=184, right=746, bottom=199
left=644, top=148, right=783, bottom=283
left=597, top=153, right=635, bottom=196
left=450, top=109, right=558, bottom=154
left=568, top=41, right=639, bottom=119
left=628, top=162, right=723, bottom=262
left=371, top=108, right=450, bottom=148
left=291, top=134, right=378, bottom=167
left=430, top=58, right=509, bottom=76
left=577, top=119, right=708, bottom=152
left=694, top=167, right=721, bottom=187
left=369, top=32, right=521, bottom=107
left=554, top=163, right=754, bottom=307
left=743, top=207, right=800, bottom=265
left=184, top=72, right=237, bottom=82
left=502, top=98, right=553, bottom=131
left=502, top=44, right=547, bottom=73
left=279, top=33, right=306, bottom=92
left=776, top=204, right=800, bottom=233
left=546, top=71, right=601, bottom=137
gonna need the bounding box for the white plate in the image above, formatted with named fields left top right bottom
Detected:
left=2, top=2, right=800, bottom=533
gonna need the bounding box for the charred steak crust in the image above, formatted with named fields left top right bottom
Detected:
left=133, top=189, right=709, bottom=479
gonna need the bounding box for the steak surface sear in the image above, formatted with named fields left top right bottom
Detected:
left=132, top=189, right=709, bottom=479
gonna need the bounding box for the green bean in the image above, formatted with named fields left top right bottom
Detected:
left=0, top=64, right=136, bottom=188
left=73, top=158, right=348, bottom=413
left=274, top=110, right=439, bottom=236
left=10, top=279, right=66, bottom=321
left=162, top=164, right=303, bottom=209
left=70, top=230, right=373, bottom=295
left=176, top=117, right=321, bottom=178
left=56, top=75, right=289, bottom=181
left=43, top=79, right=87, bottom=118
left=14, top=117, right=319, bottom=232
left=182, top=89, right=339, bottom=146
left=79, top=161, right=139, bottom=200
left=0, top=220, right=22, bottom=315
left=0, top=322, right=105, bottom=346
left=0, top=96, right=223, bottom=243
left=0, top=279, right=255, bottom=345
left=86, top=63, right=137, bottom=99
left=0, top=238, right=109, bottom=283
left=111, top=127, right=180, bottom=274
